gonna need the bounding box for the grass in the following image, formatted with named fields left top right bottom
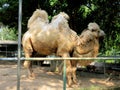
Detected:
left=75, top=85, right=103, bottom=90
left=73, top=86, right=120, bottom=90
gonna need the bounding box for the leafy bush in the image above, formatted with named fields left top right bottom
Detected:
left=105, top=33, right=120, bottom=56
left=0, top=26, right=18, bottom=40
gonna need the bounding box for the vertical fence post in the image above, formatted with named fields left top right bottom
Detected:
left=104, top=59, right=106, bottom=78
left=63, top=59, right=66, bottom=90
left=17, top=0, right=22, bottom=90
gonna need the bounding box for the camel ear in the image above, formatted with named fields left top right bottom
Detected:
left=91, top=29, right=96, bottom=32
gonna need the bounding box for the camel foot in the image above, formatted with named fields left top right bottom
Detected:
left=73, top=79, right=78, bottom=85
left=28, top=73, right=36, bottom=79
left=67, top=81, right=72, bottom=88
left=67, top=84, right=72, bottom=88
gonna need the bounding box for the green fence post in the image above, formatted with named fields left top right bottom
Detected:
left=63, top=59, right=66, bottom=90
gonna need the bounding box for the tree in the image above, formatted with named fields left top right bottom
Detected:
left=0, top=0, right=119, bottom=55
left=0, top=0, right=18, bottom=28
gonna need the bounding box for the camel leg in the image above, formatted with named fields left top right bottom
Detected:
left=23, top=53, right=35, bottom=79
left=72, top=67, right=77, bottom=84
left=57, top=49, right=73, bottom=87
left=66, top=63, right=72, bottom=87
left=57, top=52, right=72, bottom=87
left=71, top=60, right=78, bottom=85
left=63, top=53, right=73, bottom=87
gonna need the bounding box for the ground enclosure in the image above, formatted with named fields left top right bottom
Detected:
left=0, top=60, right=120, bottom=90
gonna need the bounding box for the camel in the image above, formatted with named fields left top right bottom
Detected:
left=70, top=22, right=105, bottom=85
left=22, top=9, right=80, bottom=87
left=22, top=9, right=105, bottom=87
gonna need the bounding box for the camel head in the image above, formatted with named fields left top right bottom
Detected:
left=87, top=22, right=105, bottom=39
left=72, top=22, right=105, bottom=57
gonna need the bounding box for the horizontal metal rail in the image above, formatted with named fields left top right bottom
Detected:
left=0, top=57, right=17, bottom=60
left=0, top=56, right=120, bottom=61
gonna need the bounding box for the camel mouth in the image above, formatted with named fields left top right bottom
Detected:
left=99, top=30, right=106, bottom=38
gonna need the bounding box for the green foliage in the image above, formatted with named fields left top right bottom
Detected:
left=0, top=0, right=8, bottom=4
left=73, top=85, right=105, bottom=90
left=103, top=32, right=120, bottom=56
left=0, top=0, right=18, bottom=28
left=79, top=5, right=91, bottom=18
left=0, top=0, right=119, bottom=56
left=0, top=26, right=18, bottom=40
left=49, top=0, right=59, bottom=6
left=79, top=4, right=97, bottom=18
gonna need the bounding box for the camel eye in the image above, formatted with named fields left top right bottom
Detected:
left=92, top=29, right=96, bottom=32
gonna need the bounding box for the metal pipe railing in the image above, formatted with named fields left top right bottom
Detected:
left=0, top=56, right=120, bottom=61
left=0, top=56, right=120, bottom=90
left=17, top=0, right=22, bottom=90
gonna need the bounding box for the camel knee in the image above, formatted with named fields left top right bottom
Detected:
left=23, top=61, right=31, bottom=68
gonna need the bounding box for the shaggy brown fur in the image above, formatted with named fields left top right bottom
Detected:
left=50, top=12, right=70, bottom=33
left=74, top=22, right=105, bottom=57
left=22, top=9, right=105, bottom=87
left=27, top=9, right=49, bottom=29
left=22, top=9, right=80, bottom=87
left=69, top=22, right=105, bottom=85
left=59, top=22, right=105, bottom=86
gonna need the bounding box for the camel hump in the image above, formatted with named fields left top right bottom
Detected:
left=51, top=12, right=70, bottom=31
left=27, top=9, right=49, bottom=28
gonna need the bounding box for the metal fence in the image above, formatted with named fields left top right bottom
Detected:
left=0, top=0, right=120, bottom=90
left=0, top=42, right=18, bottom=57
left=0, top=57, right=120, bottom=90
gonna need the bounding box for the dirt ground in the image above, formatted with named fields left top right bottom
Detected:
left=0, top=61, right=120, bottom=90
